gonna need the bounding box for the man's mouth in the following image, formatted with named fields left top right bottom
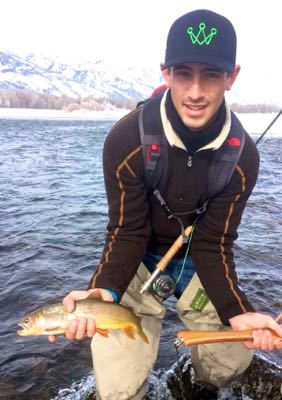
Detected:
left=185, top=104, right=207, bottom=111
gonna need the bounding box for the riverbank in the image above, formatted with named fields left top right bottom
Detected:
left=0, top=108, right=281, bottom=136
left=0, top=107, right=130, bottom=121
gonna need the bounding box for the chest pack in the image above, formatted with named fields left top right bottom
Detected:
left=138, top=93, right=246, bottom=235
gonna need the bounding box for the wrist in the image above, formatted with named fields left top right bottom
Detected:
left=87, top=288, right=117, bottom=302
left=103, top=289, right=119, bottom=302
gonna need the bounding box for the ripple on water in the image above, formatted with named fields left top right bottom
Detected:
left=0, top=123, right=281, bottom=400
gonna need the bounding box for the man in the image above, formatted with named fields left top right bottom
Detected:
left=49, top=9, right=282, bottom=400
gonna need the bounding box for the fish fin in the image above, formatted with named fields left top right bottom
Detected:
left=123, top=327, right=135, bottom=340
left=96, top=328, right=109, bottom=337
left=138, top=329, right=149, bottom=344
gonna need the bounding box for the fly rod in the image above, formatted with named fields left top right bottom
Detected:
left=140, top=225, right=193, bottom=294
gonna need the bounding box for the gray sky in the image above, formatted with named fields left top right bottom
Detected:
left=2, top=0, right=282, bottom=105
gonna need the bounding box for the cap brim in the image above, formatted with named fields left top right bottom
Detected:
left=162, top=55, right=234, bottom=73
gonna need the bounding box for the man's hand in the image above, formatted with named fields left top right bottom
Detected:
left=229, top=312, right=282, bottom=351
left=48, top=288, right=115, bottom=342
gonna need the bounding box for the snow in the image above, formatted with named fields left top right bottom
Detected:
left=0, top=107, right=130, bottom=121
left=234, top=112, right=282, bottom=136
left=0, top=51, right=160, bottom=100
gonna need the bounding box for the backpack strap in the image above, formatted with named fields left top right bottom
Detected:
left=206, top=112, right=246, bottom=200
left=139, top=93, right=196, bottom=242
left=139, top=93, right=168, bottom=191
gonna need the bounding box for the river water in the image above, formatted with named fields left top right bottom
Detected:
left=0, top=117, right=281, bottom=400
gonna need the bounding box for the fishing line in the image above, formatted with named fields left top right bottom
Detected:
left=150, top=225, right=195, bottom=300
left=175, top=224, right=195, bottom=284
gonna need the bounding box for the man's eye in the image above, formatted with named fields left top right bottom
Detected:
left=176, top=71, right=190, bottom=77
left=206, top=72, right=221, bottom=79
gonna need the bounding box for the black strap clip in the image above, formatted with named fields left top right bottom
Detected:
left=196, top=201, right=209, bottom=215
left=153, top=189, right=189, bottom=243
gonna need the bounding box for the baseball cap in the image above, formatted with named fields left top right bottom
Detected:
left=162, top=9, right=237, bottom=72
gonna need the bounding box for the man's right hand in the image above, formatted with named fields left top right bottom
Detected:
left=48, top=288, right=115, bottom=342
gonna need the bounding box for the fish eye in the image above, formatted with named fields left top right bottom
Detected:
left=24, top=318, right=29, bottom=324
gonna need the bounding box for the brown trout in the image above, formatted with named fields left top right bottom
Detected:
left=17, top=299, right=149, bottom=343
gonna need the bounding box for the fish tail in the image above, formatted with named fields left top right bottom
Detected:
left=123, top=327, right=135, bottom=340
left=138, top=328, right=149, bottom=344
left=135, top=315, right=149, bottom=344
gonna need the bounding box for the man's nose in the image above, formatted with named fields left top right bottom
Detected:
left=188, top=77, right=204, bottom=100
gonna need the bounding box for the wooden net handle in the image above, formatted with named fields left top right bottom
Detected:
left=177, top=328, right=282, bottom=347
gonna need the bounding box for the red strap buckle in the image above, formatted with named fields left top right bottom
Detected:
left=146, top=144, right=160, bottom=160
left=227, top=137, right=241, bottom=147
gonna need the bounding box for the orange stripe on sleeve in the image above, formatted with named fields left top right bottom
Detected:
left=220, top=165, right=247, bottom=313
left=91, top=146, right=142, bottom=288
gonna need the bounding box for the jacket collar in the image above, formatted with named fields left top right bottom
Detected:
left=160, top=89, right=231, bottom=152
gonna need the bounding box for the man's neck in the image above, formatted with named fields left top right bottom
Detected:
left=165, top=91, right=226, bottom=153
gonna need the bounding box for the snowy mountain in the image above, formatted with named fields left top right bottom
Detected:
left=1, top=51, right=280, bottom=107
left=0, top=51, right=163, bottom=100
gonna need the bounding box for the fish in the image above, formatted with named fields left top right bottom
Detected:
left=17, top=299, right=149, bottom=343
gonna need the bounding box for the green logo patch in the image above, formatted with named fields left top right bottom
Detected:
left=189, top=288, right=210, bottom=311
left=187, top=22, right=217, bottom=45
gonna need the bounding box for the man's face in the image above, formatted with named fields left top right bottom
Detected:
left=162, top=63, right=240, bottom=131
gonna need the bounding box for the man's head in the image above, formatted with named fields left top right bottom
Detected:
left=161, top=10, right=240, bottom=131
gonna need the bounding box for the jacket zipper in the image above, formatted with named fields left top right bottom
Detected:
left=187, top=155, right=193, bottom=167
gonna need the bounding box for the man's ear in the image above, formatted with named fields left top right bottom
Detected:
left=226, top=64, right=241, bottom=91
left=161, top=67, right=171, bottom=86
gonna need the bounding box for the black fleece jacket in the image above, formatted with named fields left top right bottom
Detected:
left=89, top=95, right=260, bottom=325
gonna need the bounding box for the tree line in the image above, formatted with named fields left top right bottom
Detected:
left=0, top=89, right=137, bottom=111
left=0, top=88, right=280, bottom=113
left=230, top=102, right=281, bottom=113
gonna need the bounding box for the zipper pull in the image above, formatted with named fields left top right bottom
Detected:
left=187, top=155, right=192, bottom=167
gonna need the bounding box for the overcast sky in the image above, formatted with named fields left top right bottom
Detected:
left=1, top=0, right=282, bottom=105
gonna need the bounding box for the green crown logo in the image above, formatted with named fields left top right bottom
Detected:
left=187, top=22, right=217, bottom=45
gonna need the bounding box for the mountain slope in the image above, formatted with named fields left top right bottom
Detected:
left=0, top=51, right=163, bottom=100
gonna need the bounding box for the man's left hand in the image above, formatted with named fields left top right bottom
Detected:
left=229, top=312, right=282, bottom=351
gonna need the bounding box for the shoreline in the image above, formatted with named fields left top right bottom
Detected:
left=0, top=108, right=281, bottom=136
left=0, top=107, right=130, bottom=121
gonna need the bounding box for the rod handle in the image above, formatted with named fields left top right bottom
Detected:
left=156, top=225, right=192, bottom=271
